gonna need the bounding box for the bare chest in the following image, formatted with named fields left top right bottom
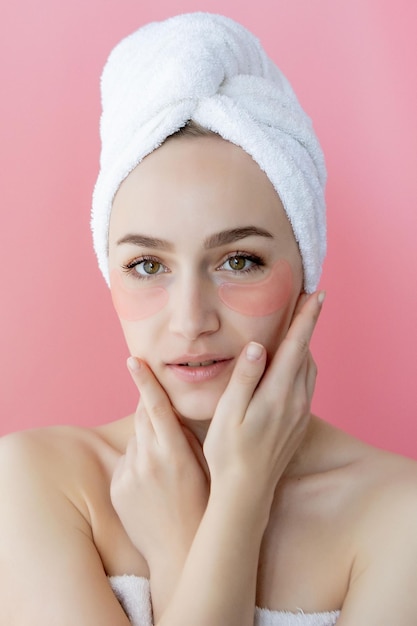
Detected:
left=86, top=419, right=358, bottom=614
left=255, top=478, right=354, bottom=612
left=91, top=474, right=352, bottom=614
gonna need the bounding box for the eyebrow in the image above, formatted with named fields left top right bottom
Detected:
left=117, top=226, right=274, bottom=250
left=116, top=233, right=173, bottom=250
left=204, top=226, right=274, bottom=249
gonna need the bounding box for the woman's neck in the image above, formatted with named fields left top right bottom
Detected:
left=181, top=417, right=211, bottom=446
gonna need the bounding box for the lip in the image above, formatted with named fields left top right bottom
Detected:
left=166, top=354, right=234, bottom=383
left=167, top=353, right=231, bottom=366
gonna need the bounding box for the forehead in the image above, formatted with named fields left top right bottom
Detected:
left=109, top=135, right=296, bottom=248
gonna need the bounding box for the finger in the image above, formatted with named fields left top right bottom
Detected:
left=182, top=426, right=210, bottom=480
left=289, top=351, right=313, bottom=423
left=127, top=356, right=187, bottom=448
left=286, top=291, right=325, bottom=346
left=124, top=433, right=138, bottom=462
left=291, top=291, right=309, bottom=320
left=212, top=341, right=267, bottom=427
left=305, top=351, right=318, bottom=403
left=111, top=435, right=137, bottom=483
left=260, top=291, right=324, bottom=396
left=111, top=453, right=126, bottom=483
left=134, top=396, right=157, bottom=443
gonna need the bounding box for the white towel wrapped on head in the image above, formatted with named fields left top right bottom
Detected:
left=92, top=12, right=326, bottom=293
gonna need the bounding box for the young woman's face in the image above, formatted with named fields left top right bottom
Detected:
left=108, top=135, right=303, bottom=421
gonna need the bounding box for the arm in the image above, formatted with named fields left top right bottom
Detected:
left=0, top=431, right=131, bottom=626
left=111, top=291, right=323, bottom=626
left=110, top=370, right=210, bottom=621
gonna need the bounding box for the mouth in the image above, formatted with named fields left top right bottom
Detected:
left=166, top=355, right=233, bottom=382
left=177, top=359, right=221, bottom=368
left=167, top=353, right=231, bottom=366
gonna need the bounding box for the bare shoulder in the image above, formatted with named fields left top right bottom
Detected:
left=0, top=425, right=96, bottom=548
left=0, top=423, right=132, bottom=624
left=0, top=420, right=134, bottom=554
left=326, top=420, right=417, bottom=507
left=315, top=428, right=417, bottom=622
left=307, top=417, right=417, bottom=486
left=313, top=418, right=417, bottom=567
left=0, top=422, right=110, bottom=464
left=0, top=416, right=132, bottom=480
left=0, top=424, right=113, bottom=506
left=289, top=419, right=417, bottom=617
left=273, top=419, right=417, bottom=552
left=348, top=435, right=417, bottom=543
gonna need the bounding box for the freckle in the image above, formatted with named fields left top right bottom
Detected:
left=218, top=259, right=293, bottom=317
left=110, top=270, right=168, bottom=321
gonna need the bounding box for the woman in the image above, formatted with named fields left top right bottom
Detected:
left=1, top=12, right=417, bottom=626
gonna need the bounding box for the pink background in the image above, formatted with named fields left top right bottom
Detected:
left=1, top=1, right=416, bottom=457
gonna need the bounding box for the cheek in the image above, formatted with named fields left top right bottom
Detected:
left=110, top=270, right=169, bottom=321
left=218, top=259, right=293, bottom=317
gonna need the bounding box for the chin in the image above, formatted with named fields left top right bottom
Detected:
left=170, top=388, right=222, bottom=422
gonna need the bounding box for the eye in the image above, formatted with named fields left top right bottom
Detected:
left=226, top=255, right=251, bottom=271
left=219, top=253, right=263, bottom=273
left=122, top=256, right=167, bottom=279
left=135, top=259, right=162, bottom=276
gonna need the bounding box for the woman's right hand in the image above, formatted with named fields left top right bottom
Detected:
left=110, top=360, right=209, bottom=573
left=204, top=291, right=324, bottom=520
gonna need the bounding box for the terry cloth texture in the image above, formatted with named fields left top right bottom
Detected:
left=92, top=12, right=326, bottom=292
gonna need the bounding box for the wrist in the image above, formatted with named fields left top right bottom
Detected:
left=147, top=544, right=188, bottom=578
left=207, top=481, right=271, bottom=537
left=149, top=556, right=186, bottom=624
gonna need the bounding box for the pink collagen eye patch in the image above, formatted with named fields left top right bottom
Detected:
left=110, top=269, right=169, bottom=321
left=218, top=259, right=293, bottom=317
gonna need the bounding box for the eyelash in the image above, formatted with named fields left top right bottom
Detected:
left=122, top=255, right=167, bottom=280
left=121, top=251, right=266, bottom=280
left=218, top=251, right=265, bottom=275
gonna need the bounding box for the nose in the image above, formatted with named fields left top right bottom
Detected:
left=168, top=273, right=220, bottom=340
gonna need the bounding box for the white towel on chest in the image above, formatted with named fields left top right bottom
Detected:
left=108, top=575, right=340, bottom=626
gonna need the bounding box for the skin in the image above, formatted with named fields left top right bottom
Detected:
left=110, top=268, right=169, bottom=321
left=218, top=258, right=294, bottom=317
left=108, top=136, right=303, bottom=427
left=110, top=256, right=293, bottom=320
left=1, top=136, right=417, bottom=625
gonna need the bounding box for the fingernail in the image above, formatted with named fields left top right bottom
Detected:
left=127, top=356, right=141, bottom=372
left=318, top=291, right=326, bottom=305
left=246, top=342, right=264, bottom=361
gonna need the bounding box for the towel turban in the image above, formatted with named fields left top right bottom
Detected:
left=91, top=12, right=327, bottom=293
